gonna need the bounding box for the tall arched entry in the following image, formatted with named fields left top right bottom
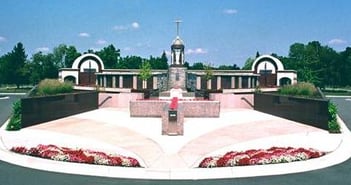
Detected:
left=252, top=55, right=284, bottom=87
left=71, top=54, right=105, bottom=86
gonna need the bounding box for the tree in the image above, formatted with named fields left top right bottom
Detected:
left=3, top=43, right=28, bottom=88
left=242, top=57, right=254, bottom=70
left=217, top=64, right=240, bottom=70
left=26, top=52, right=59, bottom=84
left=96, top=44, right=120, bottom=69
left=139, top=61, right=152, bottom=89
left=256, top=51, right=260, bottom=58
left=339, top=47, right=351, bottom=86
left=52, top=44, right=81, bottom=68
left=190, top=62, right=204, bottom=70
left=117, top=55, right=142, bottom=69
left=66, top=46, right=81, bottom=68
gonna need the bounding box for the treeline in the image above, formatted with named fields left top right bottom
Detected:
left=281, top=41, right=351, bottom=88
left=0, top=43, right=169, bottom=87
left=1, top=40, right=351, bottom=88
left=243, top=41, right=351, bottom=88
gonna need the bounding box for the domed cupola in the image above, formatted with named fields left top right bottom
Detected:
left=171, top=20, right=185, bottom=66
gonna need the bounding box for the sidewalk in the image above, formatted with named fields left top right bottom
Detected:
left=1, top=108, right=350, bottom=180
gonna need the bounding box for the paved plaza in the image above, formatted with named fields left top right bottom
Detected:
left=1, top=106, right=350, bottom=180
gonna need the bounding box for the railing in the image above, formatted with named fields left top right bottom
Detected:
left=99, top=96, right=112, bottom=107
left=241, top=97, right=254, bottom=108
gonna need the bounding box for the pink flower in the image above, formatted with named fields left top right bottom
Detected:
left=198, top=147, right=326, bottom=168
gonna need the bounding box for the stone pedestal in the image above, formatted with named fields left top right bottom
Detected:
left=168, top=67, right=187, bottom=90
left=162, top=104, right=184, bottom=136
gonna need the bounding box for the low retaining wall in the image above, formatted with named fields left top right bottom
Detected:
left=99, top=93, right=143, bottom=108
left=130, top=100, right=220, bottom=117
left=21, top=91, right=98, bottom=128
left=211, top=93, right=254, bottom=109
left=254, top=93, right=329, bottom=130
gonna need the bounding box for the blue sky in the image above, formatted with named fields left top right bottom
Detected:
left=0, top=0, right=350, bottom=67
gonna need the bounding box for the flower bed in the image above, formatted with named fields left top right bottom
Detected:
left=198, top=147, right=325, bottom=168
left=11, top=144, right=141, bottom=167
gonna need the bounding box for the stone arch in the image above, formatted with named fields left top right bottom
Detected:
left=279, top=77, right=292, bottom=86
left=251, top=55, right=284, bottom=73
left=72, top=53, right=104, bottom=72
left=64, top=76, right=76, bottom=84
left=252, top=55, right=285, bottom=87
left=71, top=54, right=104, bottom=85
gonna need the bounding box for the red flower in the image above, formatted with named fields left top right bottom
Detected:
left=109, top=156, right=122, bottom=166
left=198, top=147, right=326, bottom=168
left=127, top=157, right=141, bottom=167
left=238, top=156, right=251, bottom=166
left=199, top=157, right=215, bottom=168
left=39, top=150, right=60, bottom=159
left=11, top=146, right=28, bottom=154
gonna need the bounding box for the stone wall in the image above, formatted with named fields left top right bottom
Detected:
left=21, top=91, right=98, bottom=128
left=254, top=93, right=329, bottom=130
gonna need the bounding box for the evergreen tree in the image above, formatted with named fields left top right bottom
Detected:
left=96, top=44, right=120, bottom=69
left=4, top=42, right=28, bottom=88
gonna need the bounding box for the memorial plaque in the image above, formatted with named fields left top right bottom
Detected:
left=168, top=110, right=177, bottom=122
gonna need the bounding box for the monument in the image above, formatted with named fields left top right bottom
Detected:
left=130, top=21, right=220, bottom=135
left=168, top=20, right=187, bottom=91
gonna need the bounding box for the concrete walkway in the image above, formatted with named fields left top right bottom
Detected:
left=1, top=108, right=350, bottom=180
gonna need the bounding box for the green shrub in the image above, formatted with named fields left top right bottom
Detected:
left=6, top=101, right=22, bottom=131
left=328, top=102, right=341, bottom=133
left=36, top=79, right=73, bottom=96
left=278, top=82, right=320, bottom=98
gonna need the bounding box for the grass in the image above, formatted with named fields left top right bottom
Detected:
left=322, top=88, right=351, bottom=96
left=278, top=82, right=321, bottom=98
left=34, top=79, right=73, bottom=96
left=0, top=86, right=32, bottom=93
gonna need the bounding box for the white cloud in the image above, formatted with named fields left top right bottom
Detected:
left=0, top=36, right=7, bottom=42
left=78, top=32, right=90, bottom=37
left=113, top=22, right=140, bottom=31
left=96, top=39, right=107, bottom=45
left=223, top=9, right=238, bottom=15
left=328, top=38, right=347, bottom=45
left=186, top=48, right=208, bottom=55
left=113, top=25, right=128, bottom=31
left=131, top=22, right=140, bottom=29
left=35, top=47, right=50, bottom=53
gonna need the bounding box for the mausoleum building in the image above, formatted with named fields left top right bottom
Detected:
left=59, top=26, right=296, bottom=93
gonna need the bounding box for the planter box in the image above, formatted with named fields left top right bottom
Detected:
left=21, top=91, right=98, bottom=128
left=254, top=93, right=329, bottom=130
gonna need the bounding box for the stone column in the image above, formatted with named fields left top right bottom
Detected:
left=207, top=79, right=212, bottom=90
left=112, top=76, right=116, bottom=88
left=119, top=76, right=123, bottom=88
left=231, top=76, right=235, bottom=89
left=153, top=76, right=158, bottom=89
left=248, top=77, right=252, bottom=88
left=256, top=77, right=259, bottom=87
left=97, top=76, right=100, bottom=86
left=103, top=76, right=107, bottom=88
left=132, top=75, right=137, bottom=89
left=196, top=76, right=201, bottom=90
left=238, top=76, right=242, bottom=89
left=217, top=76, right=221, bottom=90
